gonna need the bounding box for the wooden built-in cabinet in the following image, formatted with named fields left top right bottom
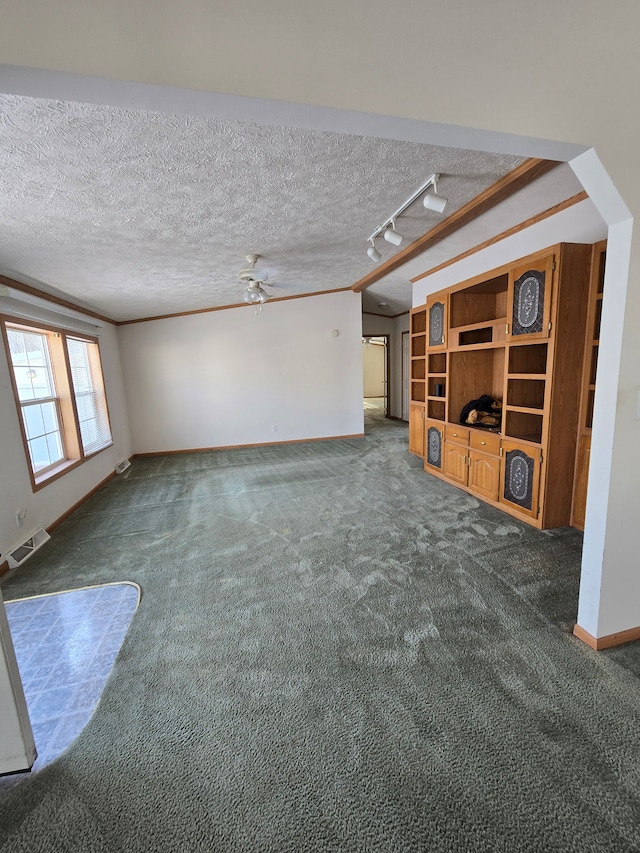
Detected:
left=571, top=240, right=607, bottom=530
left=408, top=305, right=427, bottom=457
left=409, top=243, right=594, bottom=529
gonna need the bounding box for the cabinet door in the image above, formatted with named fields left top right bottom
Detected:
left=500, top=440, right=541, bottom=519
left=444, top=441, right=468, bottom=486
left=468, top=450, right=501, bottom=501
left=424, top=420, right=444, bottom=472
left=409, top=405, right=425, bottom=457
left=507, top=254, right=554, bottom=340
left=427, top=291, right=448, bottom=349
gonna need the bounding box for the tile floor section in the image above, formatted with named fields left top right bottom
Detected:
left=0, top=582, right=139, bottom=790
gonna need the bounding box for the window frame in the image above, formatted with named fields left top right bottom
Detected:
left=1, top=315, right=113, bottom=492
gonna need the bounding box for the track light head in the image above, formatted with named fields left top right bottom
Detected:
left=423, top=176, right=447, bottom=213
left=383, top=224, right=403, bottom=246
left=423, top=192, right=447, bottom=213
left=367, top=241, right=382, bottom=263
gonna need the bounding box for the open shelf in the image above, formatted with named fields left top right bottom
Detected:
left=596, top=250, right=606, bottom=294
left=504, top=410, right=543, bottom=445
left=449, top=319, right=507, bottom=348
left=588, top=346, right=599, bottom=385
left=448, top=348, right=504, bottom=426
left=427, top=399, right=446, bottom=421
left=428, top=352, right=446, bottom=374
left=449, top=274, right=508, bottom=327
left=411, top=381, right=426, bottom=403
left=411, top=311, right=427, bottom=335
left=585, top=389, right=595, bottom=429
left=411, top=360, right=426, bottom=381
left=593, top=299, right=603, bottom=340
left=506, top=378, right=546, bottom=410
left=428, top=377, right=446, bottom=398
left=411, top=335, right=426, bottom=357
left=508, top=343, right=548, bottom=375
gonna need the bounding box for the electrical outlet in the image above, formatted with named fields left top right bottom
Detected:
left=271, top=425, right=277, bottom=433
left=15, top=509, right=27, bottom=528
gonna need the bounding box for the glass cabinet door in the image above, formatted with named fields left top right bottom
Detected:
left=507, top=255, right=554, bottom=340
left=424, top=420, right=444, bottom=471
left=427, top=290, right=448, bottom=349
left=500, top=439, right=541, bottom=519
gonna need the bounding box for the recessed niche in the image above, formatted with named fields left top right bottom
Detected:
left=507, top=379, right=545, bottom=410
left=508, top=343, right=548, bottom=375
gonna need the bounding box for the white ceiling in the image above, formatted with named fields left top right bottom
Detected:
left=0, top=93, right=537, bottom=322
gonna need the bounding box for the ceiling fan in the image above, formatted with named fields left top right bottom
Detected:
left=239, top=254, right=272, bottom=304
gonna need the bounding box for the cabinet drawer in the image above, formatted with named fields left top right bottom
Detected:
left=469, top=431, right=501, bottom=456
left=445, top=425, right=469, bottom=446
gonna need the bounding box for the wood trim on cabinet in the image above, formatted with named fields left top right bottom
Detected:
left=411, top=191, right=588, bottom=284
left=573, top=622, right=640, bottom=650
left=351, top=158, right=558, bottom=294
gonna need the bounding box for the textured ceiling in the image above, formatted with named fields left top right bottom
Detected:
left=0, top=94, right=530, bottom=322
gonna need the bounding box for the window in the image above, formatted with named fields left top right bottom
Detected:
left=2, top=318, right=112, bottom=489
left=66, top=337, right=112, bottom=455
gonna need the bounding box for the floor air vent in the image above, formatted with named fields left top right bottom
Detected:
left=7, top=528, right=51, bottom=570
left=115, top=459, right=131, bottom=474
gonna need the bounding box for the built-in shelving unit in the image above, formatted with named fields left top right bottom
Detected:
left=410, top=243, right=592, bottom=529
left=408, top=306, right=427, bottom=456
left=426, top=349, right=447, bottom=421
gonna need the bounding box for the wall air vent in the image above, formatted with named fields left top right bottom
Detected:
left=115, top=459, right=131, bottom=474
left=7, top=528, right=51, bottom=570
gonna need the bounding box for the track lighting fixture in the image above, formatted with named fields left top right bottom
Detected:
left=383, top=221, right=403, bottom=246
left=367, top=240, right=382, bottom=263
left=423, top=175, right=447, bottom=213
left=366, top=173, right=447, bottom=262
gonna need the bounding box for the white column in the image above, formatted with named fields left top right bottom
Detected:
left=571, top=149, right=640, bottom=640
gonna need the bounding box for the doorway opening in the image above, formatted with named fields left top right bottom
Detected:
left=362, top=335, right=389, bottom=426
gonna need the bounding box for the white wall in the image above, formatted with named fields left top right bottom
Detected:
left=118, top=290, right=363, bottom=453
left=0, top=305, right=132, bottom=565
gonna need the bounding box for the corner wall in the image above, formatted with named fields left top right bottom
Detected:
left=118, top=290, right=364, bottom=453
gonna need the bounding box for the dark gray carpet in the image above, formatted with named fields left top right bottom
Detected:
left=1, top=412, right=640, bottom=852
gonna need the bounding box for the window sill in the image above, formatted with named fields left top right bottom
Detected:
left=32, top=442, right=113, bottom=492
left=33, top=458, right=83, bottom=491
